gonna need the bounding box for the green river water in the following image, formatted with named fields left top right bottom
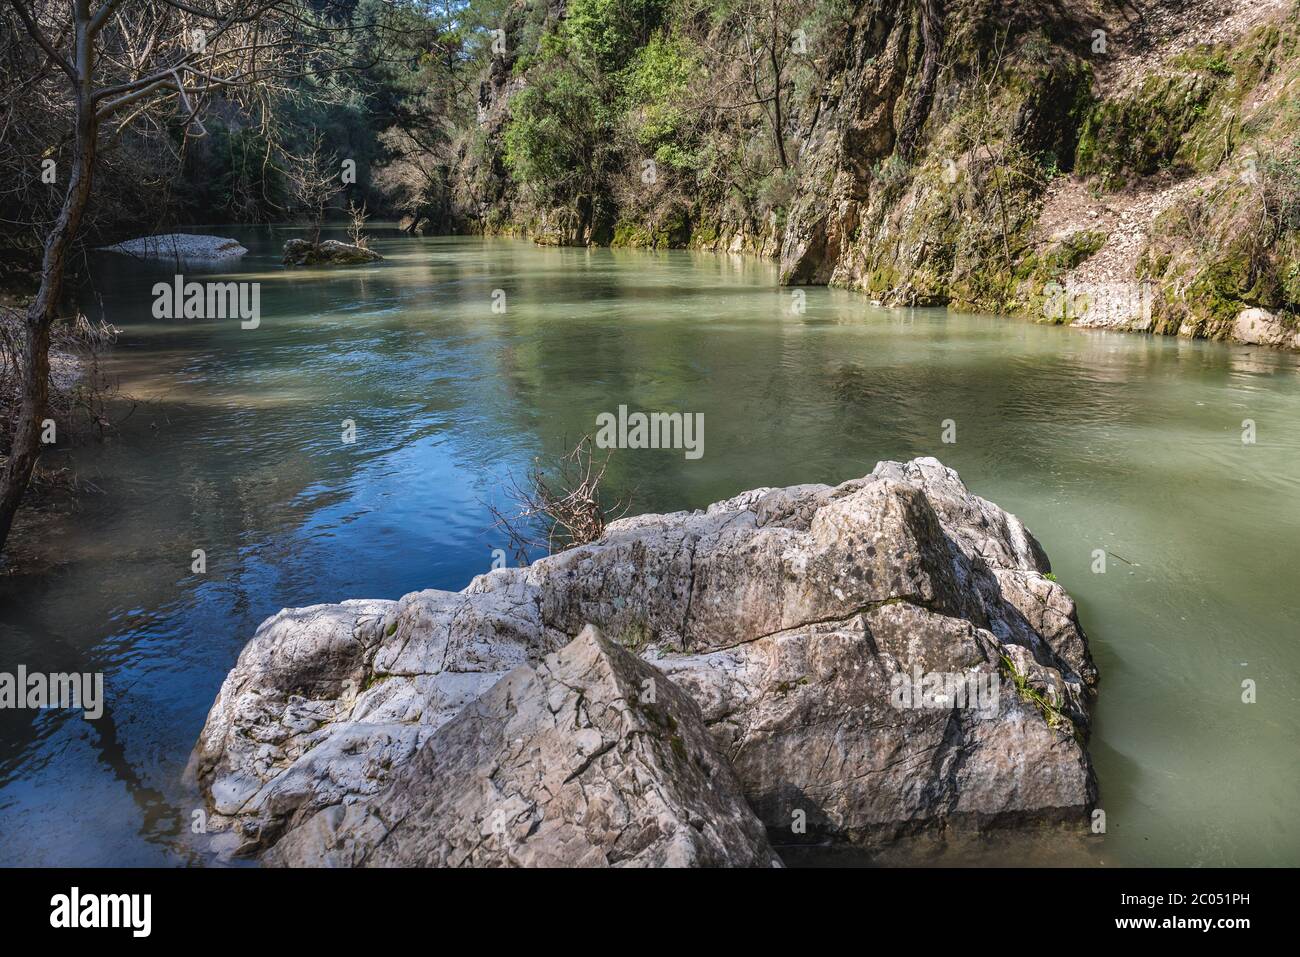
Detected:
left=0, top=226, right=1296, bottom=866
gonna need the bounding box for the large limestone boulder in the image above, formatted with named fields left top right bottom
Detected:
left=190, top=457, right=1098, bottom=863
left=649, top=604, right=1091, bottom=845
left=186, top=586, right=551, bottom=853
left=266, top=626, right=781, bottom=867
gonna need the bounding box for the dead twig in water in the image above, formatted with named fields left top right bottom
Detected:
left=485, top=435, right=631, bottom=566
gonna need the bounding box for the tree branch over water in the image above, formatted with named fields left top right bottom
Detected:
left=0, top=0, right=360, bottom=557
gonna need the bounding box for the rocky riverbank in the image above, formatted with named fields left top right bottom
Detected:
left=0, top=304, right=84, bottom=398
left=189, top=458, right=1098, bottom=866
left=0, top=305, right=118, bottom=567
left=454, top=0, right=1299, bottom=350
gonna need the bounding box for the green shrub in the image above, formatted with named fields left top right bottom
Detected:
left=566, top=0, right=667, bottom=73
left=621, top=33, right=700, bottom=169
left=503, top=60, right=613, bottom=205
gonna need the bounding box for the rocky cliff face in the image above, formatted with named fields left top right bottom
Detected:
left=458, top=0, right=1300, bottom=348
left=189, top=458, right=1099, bottom=866
left=778, top=0, right=1097, bottom=296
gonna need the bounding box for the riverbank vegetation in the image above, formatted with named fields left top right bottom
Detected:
left=5, top=1, right=1299, bottom=306
left=2, top=0, right=1299, bottom=558
left=0, top=304, right=117, bottom=547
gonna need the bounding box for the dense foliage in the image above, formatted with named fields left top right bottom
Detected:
left=1, top=0, right=835, bottom=273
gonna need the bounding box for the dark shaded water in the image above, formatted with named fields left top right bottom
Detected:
left=1, top=226, right=1297, bottom=865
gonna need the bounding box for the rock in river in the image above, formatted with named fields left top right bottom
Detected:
left=282, top=238, right=383, bottom=266
left=189, top=457, right=1099, bottom=864
left=99, top=233, right=247, bottom=262
left=265, top=625, right=781, bottom=867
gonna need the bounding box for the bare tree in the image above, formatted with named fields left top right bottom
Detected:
left=346, top=198, right=369, bottom=248
left=369, top=0, right=481, bottom=235
left=374, top=124, right=451, bottom=233
left=730, top=0, right=803, bottom=169
left=282, top=133, right=342, bottom=246
left=0, top=0, right=347, bottom=556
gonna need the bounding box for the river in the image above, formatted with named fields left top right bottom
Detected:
left=1, top=225, right=1296, bottom=866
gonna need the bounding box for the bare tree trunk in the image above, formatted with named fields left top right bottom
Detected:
left=768, top=2, right=789, bottom=168
left=0, top=6, right=97, bottom=556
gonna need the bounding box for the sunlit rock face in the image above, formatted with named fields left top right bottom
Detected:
left=190, top=457, right=1098, bottom=864
left=99, top=233, right=248, bottom=262
left=265, top=625, right=782, bottom=868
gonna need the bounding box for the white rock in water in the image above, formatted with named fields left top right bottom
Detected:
left=98, top=233, right=248, bottom=261
left=190, top=457, right=1100, bottom=865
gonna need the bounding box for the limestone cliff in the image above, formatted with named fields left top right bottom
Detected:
left=454, top=0, right=1300, bottom=348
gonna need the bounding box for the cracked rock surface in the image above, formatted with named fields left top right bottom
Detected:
left=190, top=457, right=1098, bottom=862
left=265, top=625, right=781, bottom=867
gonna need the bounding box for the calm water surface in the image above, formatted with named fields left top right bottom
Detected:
left=1, top=226, right=1297, bottom=866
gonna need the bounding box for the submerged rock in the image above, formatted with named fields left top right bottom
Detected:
left=190, top=457, right=1099, bottom=864
left=99, top=233, right=247, bottom=262
left=282, top=238, right=383, bottom=266
left=266, top=625, right=781, bottom=867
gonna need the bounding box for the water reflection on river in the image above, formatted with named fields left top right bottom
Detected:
left=1, top=226, right=1296, bottom=866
